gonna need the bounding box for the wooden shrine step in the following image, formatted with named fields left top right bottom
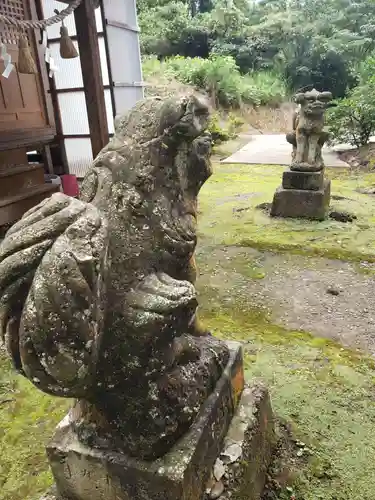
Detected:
left=0, top=183, right=59, bottom=227
left=0, top=163, right=45, bottom=198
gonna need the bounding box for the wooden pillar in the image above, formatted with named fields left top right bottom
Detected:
left=74, top=0, right=109, bottom=158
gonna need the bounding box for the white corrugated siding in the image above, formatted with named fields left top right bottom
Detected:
left=40, top=0, right=126, bottom=177
left=102, top=0, right=144, bottom=116
left=64, top=138, right=93, bottom=178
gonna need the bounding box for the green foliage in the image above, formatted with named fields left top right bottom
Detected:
left=168, top=55, right=245, bottom=106
left=142, top=55, right=167, bottom=79
left=283, top=39, right=356, bottom=98
left=357, top=53, right=375, bottom=85
left=208, top=111, right=244, bottom=143
left=145, top=55, right=287, bottom=107
left=242, top=71, right=287, bottom=106
left=138, top=0, right=375, bottom=100
left=327, top=93, right=375, bottom=148
left=327, top=55, right=375, bottom=147
left=208, top=113, right=233, bottom=143
left=139, top=3, right=210, bottom=58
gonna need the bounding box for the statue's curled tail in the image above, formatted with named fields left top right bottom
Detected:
left=0, top=193, right=108, bottom=398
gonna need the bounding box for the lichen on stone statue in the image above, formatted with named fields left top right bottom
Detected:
left=0, top=95, right=230, bottom=460
left=286, top=89, right=333, bottom=172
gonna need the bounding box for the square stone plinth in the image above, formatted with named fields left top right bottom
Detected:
left=282, top=169, right=324, bottom=191
left=47, top=342, right=244, bottom=500
left=271, top=179, right=331, bottom=220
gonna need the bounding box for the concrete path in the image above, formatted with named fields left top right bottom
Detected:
left=222, top=134, right=349, bottom=167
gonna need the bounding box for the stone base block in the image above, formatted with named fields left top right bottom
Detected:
left=46, top=341, right=245, bottom=500
left=282, top=170, right=324, bottom=191
left=204, top=383, right=275, bottom=500
left=271, top=179, right=331, bottom=220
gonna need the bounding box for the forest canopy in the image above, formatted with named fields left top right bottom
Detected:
left=138, top=0, right=375, bottom=98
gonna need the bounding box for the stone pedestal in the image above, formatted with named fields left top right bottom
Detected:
left=43, top=380, right=275, bottom=500
left=282, top=170, right=324, bottom=191
left=271, top=168, right=331, bottom=220
left=47, top=342, right=246, bottom=500
left=204, top=383, right=275, bottom=500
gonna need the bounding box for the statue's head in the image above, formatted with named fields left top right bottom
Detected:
left=295, top=89, right=333, bottom=117
left=106, top=95, right=213, bottom=199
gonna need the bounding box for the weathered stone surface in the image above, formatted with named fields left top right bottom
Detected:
left=203, top=383, right=275, bottom=500
left=40, top=489, right=58, bottom=500
left=282, top=169, right=324, bottom=191
left=209, top=481, right=225, bottom=499
left=286, top=89, right=332, bottom=172
left=46, top=343, right=244, bottom=500
left=270, top=180, right=331, bottom=220
left=0, top=95, right=232, bottom=460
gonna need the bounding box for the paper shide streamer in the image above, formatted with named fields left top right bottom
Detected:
left=0, top=42, right=14, bottom=78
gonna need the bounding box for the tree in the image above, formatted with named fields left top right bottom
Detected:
left=138, top=0, right=375, bottom=96
left=327, top=83, right=375, bottom=147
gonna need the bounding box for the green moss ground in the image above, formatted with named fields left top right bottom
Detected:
left=198, top=296, right=375, bottom=500
left=199, top=164, right=375, bottom=262
left=0, top=356, right=69, bottom=500
left=197, top=163, right=375, bottom=499
left=1, top=162, right=375, bottom=499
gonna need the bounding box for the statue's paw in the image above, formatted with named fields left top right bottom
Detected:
left=161, top=220, right=196, bottom=257
left=126, top=273, right=198, bottom=332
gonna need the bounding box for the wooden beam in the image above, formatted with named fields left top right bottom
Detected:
left=59, top=0, right=100, bottom=7
left=35, top=0, right=69, bottom=174
left=74, top=0, right=109, bottom=158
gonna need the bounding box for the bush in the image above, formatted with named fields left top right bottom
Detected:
left=242, top=71, right=287, bottom=106
left=167, top=55, right=243, bottom=106
left=327, top=84, right=375, bottom=147
left=210, top=35, right=279, bottom=74
left=142, top=55, right=288, bottom=108
left=164, top=55, right=287, bottom=107
left=208, top=112, right=245, bottom=144
left=357, top=53, right=375, bottom=85
left=142, top=55, right=166, bottom=79
left=208, top=113, right=233, bottom=143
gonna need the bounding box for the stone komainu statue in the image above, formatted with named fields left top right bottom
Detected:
left=0, top=95, right=230, bottom=460
left=286, top=89, right=333, bottom=171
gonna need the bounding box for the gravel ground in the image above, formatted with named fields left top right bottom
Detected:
left=198, top=246, right=375, bottom=356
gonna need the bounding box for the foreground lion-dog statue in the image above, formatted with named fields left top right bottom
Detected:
left=0, top=95, right=230, bottom=460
